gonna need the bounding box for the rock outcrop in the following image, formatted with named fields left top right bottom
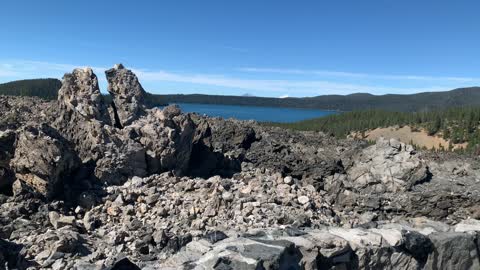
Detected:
left=425, top=232, right=480, bottom=269
left=105, top=64, right=146, bottom=128
left=54, top=67, right=149, bottom=185
left=149, top=222, right=480, bottom=270
left=53, top=65, right=201, bottom=184
left=344, top=137, right=429, bottom=193
left=57, top=67, right=111, bottom=124
left=10, top=124, right=80, bottom=199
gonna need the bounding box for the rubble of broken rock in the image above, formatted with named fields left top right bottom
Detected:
left=1, top=65, right=480, bottom=269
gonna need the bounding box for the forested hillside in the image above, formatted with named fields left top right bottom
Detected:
left=0, top=79, right=61, bottom=100
left=267, top=107, right=480, bottom=152
left=158, top=87, right=480, bottom=112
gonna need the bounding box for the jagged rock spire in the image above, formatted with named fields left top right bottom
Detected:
left=105, top=64, right=146, bottom=128
left=57, top=67, right=110, bottom=124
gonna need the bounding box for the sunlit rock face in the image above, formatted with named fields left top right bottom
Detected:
left=105, top=63, right=147, bottom=128
left=57, top=67, right=111, bottom=124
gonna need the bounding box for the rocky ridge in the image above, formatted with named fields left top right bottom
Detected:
left=0, top=65, right=479, bottom=269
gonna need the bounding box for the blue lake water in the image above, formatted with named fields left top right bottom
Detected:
left=171, top=103, right=336, bottom=123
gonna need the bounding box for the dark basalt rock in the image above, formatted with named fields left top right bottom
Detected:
left=0, top=238, right=30, bottom=270
left=0, top=130, right=16, bottom=194
left=401, top=230, right=433, bottom=263
left=425, top=232, right=480, bottom=270
left=203, top=230, right=228, bottom=244
left=109, top=257, right=141, bottom=270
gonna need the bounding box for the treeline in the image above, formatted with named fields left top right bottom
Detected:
left=0, top=79, right=168, bottom=107
left=267, top=107, right=480, bottom=152
left=0, top=79, right=61, bottom=100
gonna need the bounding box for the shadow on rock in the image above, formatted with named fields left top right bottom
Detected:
left=0, top=239, right=32, bottom=270
left=108, top=257, right=141, bottom=270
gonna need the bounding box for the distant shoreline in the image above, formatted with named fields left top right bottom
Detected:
left=154, top=87, right=480, bottom=112
left=160, top=102, right=344, bottom=113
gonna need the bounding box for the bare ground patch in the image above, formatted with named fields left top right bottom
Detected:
left=351, top=125, right=467, bottom=150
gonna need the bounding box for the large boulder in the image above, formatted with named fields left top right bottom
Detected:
left=94, top=142, right=148, bottom=185
left=126, top=106, right=195, bottom=175
left=425, top=232, right=480, bottom=270
left=10, top=124, right=80, bottom=199
left=105, top=64, right=146, bottom=128
left=342, top=137, right=429, bottom=193
left=323, top=138, right=431, bottom=219
left=183, top=115, right=242, bottom=178
left=159, top=228, right=425, bottom=270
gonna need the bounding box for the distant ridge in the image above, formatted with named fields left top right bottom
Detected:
left=1, top=78, right=479, bottom=112
left=158, top=87, right=480, bottom=112
left=0, top=78, right=61, bottom=100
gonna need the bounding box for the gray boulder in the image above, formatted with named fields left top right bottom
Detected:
left=126, top=106, right=195, bottom=175
left=94, top=142, right=148, bottom=185
left=343, top=137, right=429, bottom=193
left=160, top=227, right=425, bottom=270
left=425, top=232, right=480, bottom=270
left=10, top=124, right=80, bottom=199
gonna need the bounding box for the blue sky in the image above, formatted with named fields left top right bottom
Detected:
left=1, top=0, right=479, bottom=97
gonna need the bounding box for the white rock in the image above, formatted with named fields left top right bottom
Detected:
left=74, top=206, right=84, bottom=214
left=240, top=186, right=252, bottom=195
left=370, top=228, right=403, bottom=247
left=283, top=176, right=293, bottom=184
left=49, top=211, right=60, bottom=228
left=329, top=228, right=383, bottom=251
left=222, top=192, right=234, bottom=201
left=298, top=196, right=310, bottom=205
left=454, top=219, right=480, bottom=232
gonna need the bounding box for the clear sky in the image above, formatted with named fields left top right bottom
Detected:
left=0, top=0, right=479, bottom=97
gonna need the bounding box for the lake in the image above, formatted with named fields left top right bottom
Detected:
left=170, top=103, right=336, bottom=123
